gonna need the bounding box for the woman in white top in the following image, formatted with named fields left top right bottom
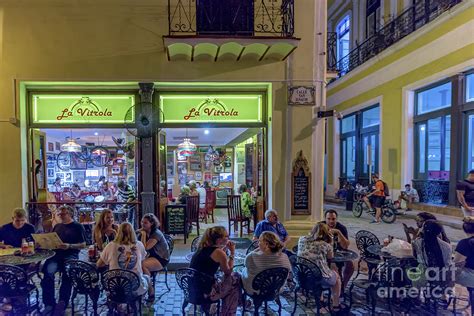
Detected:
left=242, top=231, right=291, bottom=294
left=97, top=222, right=150, bottom=297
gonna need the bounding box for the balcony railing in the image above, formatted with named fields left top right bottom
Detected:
left=168, top=0, right=295, bottom=37
left=334, top=0, right=462, bottom=77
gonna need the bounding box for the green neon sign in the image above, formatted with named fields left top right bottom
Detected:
left=32, top=94, right=135, bottom=124
left=159, top=94, right=263, bottom=124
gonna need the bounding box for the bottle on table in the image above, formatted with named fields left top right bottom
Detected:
left=28, top=241, right=35, bottom=255
left=21, top=238, right=28, bottom=255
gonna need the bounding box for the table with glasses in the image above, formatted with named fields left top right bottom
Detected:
left=367, top=244, right=415, bottom=260
left=0, top=249, right=55, bottom=266
left=329, top=248, right=358, bottom=296
left=185, top=250, right=247, bottom=267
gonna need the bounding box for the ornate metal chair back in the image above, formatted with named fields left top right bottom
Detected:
left=175, top=268, right=216, bottom=305
left=0, top=264, right=28, bottom=296
left=65, top=260, right=100, bottom=294
left=102, top=269, right=140, bottom=304
left=251, top=267, right=289, bottom=301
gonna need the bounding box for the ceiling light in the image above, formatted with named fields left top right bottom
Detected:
left=177, top=128, right=197, bottom=156
left=204, top=129, right=210, bottom=135
left=94, top=132, right=99, bottom=136
left=61, top=131, right=82, bottom=153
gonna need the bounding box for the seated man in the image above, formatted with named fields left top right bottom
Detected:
left=253, top=209, right=290, bottom=247
left=41, top=205, right=86, bottom=314
left=0, top=208, right=35, bottom=248
left=397, top=184, right=419, bottom=211
left=322, top=209, right=354, bottom=291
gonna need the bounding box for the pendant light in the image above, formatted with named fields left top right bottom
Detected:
left=61, top=130, right=82, bottom=153
left=177, top=128, right=197, bottom=156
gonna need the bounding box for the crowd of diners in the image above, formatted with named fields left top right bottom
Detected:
left=0, top=205, right=472, bottom=315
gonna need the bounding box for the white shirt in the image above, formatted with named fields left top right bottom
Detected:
left=197, top=187, right=207, bottom=207
left=100, top=241, right=148, bottom=295
left=405, top=188, right=419, bottom=202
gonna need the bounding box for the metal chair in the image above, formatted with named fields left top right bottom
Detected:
left=227, top=195, right=251, bottom=237
left=190, top=236, right=201, bottom=252
left=206, top=190, right=216, bottom=223
left=175, top=268, right=220, bottom=316
left=65, top=260, right=100, bottom=315
left=246, top=240, right=260, bottom=255
left=242, top=267, right=289, bottom=316
left=151, top=234, right=174, bottom=291
left=186, top=195, right=201, bottom=237
left=354, top=230, right=382, bottom=280
left=0, top=264, right=39, bottom=314
left=102, top=269, right=142, bottom=315
left=289, top=256, right=332, bottom=316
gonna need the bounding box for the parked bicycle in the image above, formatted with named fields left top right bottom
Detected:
left=57, top=145, right=110, bottom=171
left=352, top=185, right=397, bottom=223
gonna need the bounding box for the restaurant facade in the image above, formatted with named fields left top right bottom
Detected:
left=0, top=0, right=328, bottom=224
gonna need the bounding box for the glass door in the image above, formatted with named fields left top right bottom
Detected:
left=467, top=112, right=474, bottom=172
left=30, top=129, right=47, bottom=200
left=359, top=131, right=379, bottom=183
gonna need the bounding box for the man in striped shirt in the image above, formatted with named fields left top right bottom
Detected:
left=117, top=180, right=136, bottom=228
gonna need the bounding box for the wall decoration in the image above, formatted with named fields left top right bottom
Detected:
left=186, top=174, right=194, bottom=182
left=56, top=172, right=64, bottom=179
left=177, top=162, right=188, bottom=175
left=166, top=151, right=175, bottom=177
left=167, top=178, right=175, bottom=186
left=176, top=151, right=187, bottom=161
left=48, top=142, right=54, bottom=152
left=236, top=149, right=245, bottom=163
left=72, top=170, right=86, bottom=186
left=112, top=166, right=121, bottom=174
left=190, top=162, right=202, bottom=171
left=46, top=154, right=56, bottom=168
left=237, top=163, right=245, bottom=184
left=195, top=171, right=202, bottom=181
left=47, top=168, right=55, bottom=178
left=212, top=176, right=219, bottom=186
left=189, top=155, right=201, bottom=163
left=204, top=161, right=212, bottom=171
left=55, top=142, right=61, bottom=151
left=204, top=172, right=212, bottom=182
left=65, top=172, right=72, bottom=182
left=178, top=174, right=187, bottom=185
left=214, top=165, right=223, bottom=173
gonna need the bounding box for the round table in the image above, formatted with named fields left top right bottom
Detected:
left=0, top=249, right=55, bottom=265
left=367, top=244, right=415, bottom=260
left=330, top=249, right=359, bottom=263
left=185, top=251, right=246, bottom=266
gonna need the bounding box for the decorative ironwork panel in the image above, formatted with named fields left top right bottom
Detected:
left=168, top=0, right=294, bottom=37
left=335, top=0, right=461, bottom=77
left=327, top=32, right=338, bottom=72
left=412, top=179, right=450, bottom=204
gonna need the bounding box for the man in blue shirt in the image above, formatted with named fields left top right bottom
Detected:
left=0, top=208, right=35, bottom=248
left=253, top=209, right=290, bottom=247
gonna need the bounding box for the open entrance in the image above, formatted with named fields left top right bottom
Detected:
left=158, top=127, right=266, bottom=239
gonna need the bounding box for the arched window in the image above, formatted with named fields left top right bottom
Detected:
left=336, top=15, right=350, bottom=73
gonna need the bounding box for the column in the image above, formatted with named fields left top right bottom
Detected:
left=352, top=0, right=359, bottom=48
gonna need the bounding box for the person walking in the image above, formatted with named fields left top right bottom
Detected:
left=457, top=170, right=474, bottom=217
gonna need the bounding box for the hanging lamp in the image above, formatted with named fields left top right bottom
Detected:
left=61, top=130, right=82, bottom=153
left=177, top=128, right=197, bottom=156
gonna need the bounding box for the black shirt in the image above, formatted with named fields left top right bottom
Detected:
left=456, top=179, right=474, bottom=206
left=53, top=222, right=87, bottom=258
left=455, top=236, right=474, bottom=270
left=323, top=221, right=349, bottom=240
left=0, top=223, right=35, bottom=247
left=190, top=246, right=220, bottom=277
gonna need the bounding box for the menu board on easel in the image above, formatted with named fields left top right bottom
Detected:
left=291, top=150, right=311, bottom=215
left=165, top=205, right=186, bottom=235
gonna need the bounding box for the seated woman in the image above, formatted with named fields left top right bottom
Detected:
left=68, top=183, right=82, bottom=200
left=298, top=222, right=342, bottom=311
left=138, top=214, right=170, bottom=301
left=412, top=220, right=453, bottom=289
left=241, top=231, right=291, bottom=294
left=178, top=185, right=191, bottom=204
left=93, top=209, right=118, bottom=250
left=190, top=226, right=241, bottom=315
left=97, top=222, right=150, bottom=297
left=239, top=184, right=255, bottom=219
left=453, top=217, right=474, bottom=289
left=100, top=181, right=115, bottom=201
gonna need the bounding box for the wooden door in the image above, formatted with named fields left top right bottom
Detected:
left=30, top=129, right=47, bottom=200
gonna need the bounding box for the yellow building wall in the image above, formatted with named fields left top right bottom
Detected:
left=0, top=1, right=322, bottom=224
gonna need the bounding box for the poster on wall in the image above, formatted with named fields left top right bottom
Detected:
left=72, top=170, right=86, bottom=186
left=190, top=163, right=202, bottom=171
left=237, top=163, right=245, bottom=184
left=47, top=142, right=54, bottom=152
left=65, top=172, right=72, bottom=182
left=177, top=162, right=187, bottom=175
left=46, top=154, right=56, bottom=168
left=189, top=155, right=201, bottom=163
left=212, top=176, right=219, bottom=186
left=47, top=168, right=55, bottom=178
left=178, top=174, right=187, bottom=185
left=204, top=172, right=212, bottom=182
left=195, top=172, right=202, bottom=181
left=166, top=152, right=175, bottom=177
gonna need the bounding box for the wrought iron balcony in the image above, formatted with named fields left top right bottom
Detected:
left=327, top=32, right=338, bottom=72
left=168, top=0, right=294, bottom=37
left=164, top=0, right=299, bottom=61
left=334, top=0, right=462, bottom=78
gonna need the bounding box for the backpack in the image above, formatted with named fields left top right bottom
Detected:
left=382, top=181, right=390, bottom=196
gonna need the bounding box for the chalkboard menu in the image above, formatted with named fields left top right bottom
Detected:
left=291, top=151, right=311, bottom=215
left=165, top=205, right=186, bottom=235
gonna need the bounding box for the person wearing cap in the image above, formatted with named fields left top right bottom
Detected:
left=457, top=170, right=474, bottom=217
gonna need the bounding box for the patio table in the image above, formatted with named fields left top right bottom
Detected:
left=0, top=249, right=55, bottom=266
left=367, top=244, right=414, bottom=260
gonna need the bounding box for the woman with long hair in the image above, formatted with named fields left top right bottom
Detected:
left=93, top=209, right=118, bottom=250
left=454, top=217, right=474, bottom=314
left=138, top=214, right=170, bottom=302
left=412, top=220, right=453, bottom=288
left=297, top=222, right=342, bottom=311
left=190, top=226, right=241, bottom=315
left=242, top=231, right=291, bottom=294
left=97, top=222, right=150, bottom=297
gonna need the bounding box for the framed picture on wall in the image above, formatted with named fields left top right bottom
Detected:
left=190, top=163, right=202, bottom=171
left=47, top=168, right=55, bottom=178
left=72, top=170, right=86, bottom=186
left=166, top=151, right=175, bottom=177
left=214, top=165, right=223, bottom=173
left=178, top=174, right=187, bottom=185
left=212, top=176, right=219, bottom=186
left=195, top=171, right=202, bottom=181
left=112, top=166, right=121, bottom=174
left=186, top=174, right=194, bottom=182
left=189, top=155, right=201, bottom=163
left=204, top=172, right=212, bottom=182
left=55, top=142, right=61, bottom=151
left=56, top=172, right=64, bottom=179
left=65, top=172, right=72, bottom=182
left=48, top=142, right=54, bottom=152
left=177, top=162, right=187, bottom=175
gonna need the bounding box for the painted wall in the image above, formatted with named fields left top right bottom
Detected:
left=0, top=0, right=323, bottom=224
left=325, top=2, right=474, bottom=194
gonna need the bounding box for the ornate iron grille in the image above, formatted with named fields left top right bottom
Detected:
left=412, top=179, right=450, bottom=204
left=168, top=0, right=295, bottom=37
left=327, top=32, right=338, bottom=72
left=334, top=0, right=462, bottom=77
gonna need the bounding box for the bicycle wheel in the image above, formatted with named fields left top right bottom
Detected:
left=56, top=151, right=72, bottom=171
left=352, top=202, right=363, bottom=217
left=381, top=207, right=397, bottom=223
left=90, top=146, right=110, bottom=167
